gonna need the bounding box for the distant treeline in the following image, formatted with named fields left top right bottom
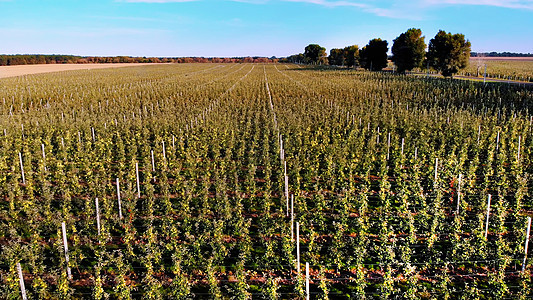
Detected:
left=471, top=52, right=533, bottom=57
left=0, top=54, right=277, bottom=66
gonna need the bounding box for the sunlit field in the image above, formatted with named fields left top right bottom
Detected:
left=460, top=57, right=533, bottom=82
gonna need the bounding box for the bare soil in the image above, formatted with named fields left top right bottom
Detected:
left=0, top=63, right=156, bottom=79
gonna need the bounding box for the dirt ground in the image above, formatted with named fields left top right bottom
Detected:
left=0, top=63, right=156, bottom=79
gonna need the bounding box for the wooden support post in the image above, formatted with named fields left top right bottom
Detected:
left=17, top=262, right=27, bottom=300
left=401, top=138, right=404, bottom=156
left=279, top=136, right=282, bottom=155
left=116, top=178, right=123, bottom=219
left=285, top=160, right=289, bottom=217
left=136, top=162, right=141, bottom=198
left=162, top=141, right=166, bottom=161
left=434, top=158, right=438, bottom=185
left=61, top=222, right=72, bottom=280
left=291, top=194, right=294, bottom=241
left=306, top=262, right=310, bottom=300
left=477, top=125, right=481, bottom=144
left=518, top=136, right=521, bottom=161
left=18, top=152, right=25, bottom=185
left=41, top=144, right=46, bottom=160
left=456, top=174, right=462, bottom=214
left=485, top=195, right=492, bottom=239
left=523, top=217, right=531, bottom=272
left=95, top=197, right=101, bottom=237
left=296, top=222, right=300, bottom=275
left=496, top=131, right=500, bottom=151
left=91, top=127, right=95, bottom=142
left=387, top=132, right=391, bottom=160
left=151, top=150, right=155, bottom=172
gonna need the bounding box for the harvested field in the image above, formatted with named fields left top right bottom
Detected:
left=0, top=63, right=157, bottom=79
left=460, top=57, right=533, bottom=81
left=470, top=57, right=533, bottom=61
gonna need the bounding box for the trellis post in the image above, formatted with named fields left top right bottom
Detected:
left=61, top=222, right=72, bottom=279
left=456, top=174, right=462, bottom=214
left=17, top=262, right=27, bottom=300
left=296, top=222, right=300, bottom=275
left=291, top=194, right=294, bottom=241
left=41, top=144, right=46, bottom=160
left=19, top=152, right=25, bottom=184
left=95, top=197, right=101, bottom=237
left=387, top=132, right=391, bottom=160
left=485, top=195, right=492, bottom=239
left=151, top=150, right=155, bottom=172
left=522, top=217, right=531, bottom=272
left=305, top=262, right=310, bottom=300
left=116, top=178, right=123, bottom=219
left=518, top=135, right=521, bottom=161
left=136, top=162, right=141, bottom=198
left=434, top=158, right=438, bottom=185
left=285, top=160, right=289, bottom=217
left=162, top=141, right=167, bottom=160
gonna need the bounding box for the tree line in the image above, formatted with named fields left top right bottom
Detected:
left=0, top=55, right=278, bottom=66
left=471, top=52, right=533, bottom=58
left=282, top=29, right=471, bottom=77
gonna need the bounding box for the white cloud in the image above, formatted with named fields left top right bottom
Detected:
left=283, top=0, right=533, bottom=10
left=281, top=0, right=422, bottom=19
left=283, top=0, right=367, bottom=8
left=120, top=0, right=198, bottom=3
left=118, top=0, right=533, bottom=19
left=121, top=0, right=533, bottom=10
left=231, top=0, right=271, bottom=3
left=425, top=0, right=533, bottom=10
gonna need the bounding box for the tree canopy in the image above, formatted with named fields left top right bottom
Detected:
left=328, top=48, right=345, bottom=66
left=427, top=30, right=471, bottom=77
left=327, top=45, right=359, bottom=67
left=343, top=45, right=359, bottom=68
left=304, top=44, right=327, bottom=65
left=360, top=39, right=389, bottom=71
left=391, top=28, right=426, bottom=74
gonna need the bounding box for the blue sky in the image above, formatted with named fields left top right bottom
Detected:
left=1, top=0, right=532, bottom=57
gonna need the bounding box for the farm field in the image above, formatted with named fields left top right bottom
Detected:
left=1, top=63, right=533, bottom=299
left=459, top=58, right=533, bottom=82
left=0, top=63, right=157, bottom=79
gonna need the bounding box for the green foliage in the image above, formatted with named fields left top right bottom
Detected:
left=0, top=64, right=531, bottom=298
left=304, top=44, right=328, bottom=65
left=343, top=45, right=359, bottom=68
left=328, top=48, right=345, bottom=66
left=427, top=30, right=471, bottom=77
left=360, top=38, right=389, bottom=71
left=392, top=28, right=426, bottom=73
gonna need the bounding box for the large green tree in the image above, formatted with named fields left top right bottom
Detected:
left=343, top=45, right=359, bottom=68
left=328, top=48, right=345, bottom=66
left=391, top=28, right=426, bottom=74
left=427, top=30, right=471, bottom=77
left=359, top=38, right=388, bottom=71
left=304, top=44, right=327, bottom=65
